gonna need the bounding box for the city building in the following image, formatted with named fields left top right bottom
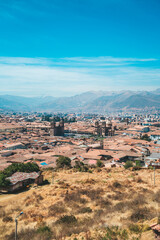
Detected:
left=6, top=171, right=43, bottom=192
left=94, top=121, right=115, bottom=137
left=50, top=119, right=64, bottom=136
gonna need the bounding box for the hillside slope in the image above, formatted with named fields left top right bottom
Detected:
left=0, top=89, right=160, bottom=112
left=0, top=168, right=158, bottom=240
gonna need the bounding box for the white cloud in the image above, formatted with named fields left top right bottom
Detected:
left=0, top=57, right=50, bottom=65
left=0, top=56, right=159, bottom=97
left=0, top=56, right=157, bottom=66
left=62, top=56, right=157, bottom=63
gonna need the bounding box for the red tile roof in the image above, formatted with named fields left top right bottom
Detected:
left=6, top=172, right=40, bottom=185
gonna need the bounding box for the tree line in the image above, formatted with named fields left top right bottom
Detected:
left=0, top=162, right=40, bottom=188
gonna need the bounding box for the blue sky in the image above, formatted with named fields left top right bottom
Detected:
left=0, top=0, right=160, bottom=97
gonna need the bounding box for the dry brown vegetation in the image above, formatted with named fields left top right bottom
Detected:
left=0, top=168, right=160, bottom=239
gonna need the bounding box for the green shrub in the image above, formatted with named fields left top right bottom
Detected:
left=148, top=166, right=153, bottom=170
left=129, top=224, right=142, bottom=234
left=129, top=223, right=150, bottom=234
left=74, top=161, right=89, bottom=172
left=56, top=215, right=77, bottom=225
left=135, top=160, right=142, bottom=167
left=37, top=225, right=51, bottom=233
left=96, top=159, right=104, bottom=168
left=0, top=174, right=10, bottom=188
left=2, top=216, right=13, bottom=222
left=124, top=161, right=133, bottom=169
left=56, top=156, right=71, bottom=169
left=3, top=162, right=39, bottom=177
left=113, top=181, right=121, bottom=188
left=101, top=226, right=129, bottom=240
left=78, top=207, right=92, bottom=214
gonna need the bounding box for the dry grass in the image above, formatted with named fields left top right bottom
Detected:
left=153, top=190, right=160, bottom=203
left=0, top=168, right=160, bottom=239
left=48, top=202, right=67, bottom=217
left=130, top=206, right=158, bottom=222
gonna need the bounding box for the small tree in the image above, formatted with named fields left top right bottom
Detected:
left=74, top=161, right=88, bottom=172
left=140, top=134, right=151, bottom=142
left=0, top=173, right=10, bottom=188
left=124, top=161, right=133, bottom=169
left=56, top=156, right=71, bottom=169
left=96, top=159, right=104, bottom=168
left=135, top=160, right=142, bottom=167
left=3, top=162, right=40, bottom=177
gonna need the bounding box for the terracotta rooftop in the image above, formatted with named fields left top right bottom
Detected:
left=6, top=172, right=40, bottom=185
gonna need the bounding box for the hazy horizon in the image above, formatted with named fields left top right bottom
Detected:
left=0, top=87, right=160, bottom=98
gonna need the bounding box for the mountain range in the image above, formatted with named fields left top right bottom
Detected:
left=0, top=89, right=160, bottom=113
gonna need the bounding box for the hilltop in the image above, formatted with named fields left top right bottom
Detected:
left=0, top=168, right=160, bottom=240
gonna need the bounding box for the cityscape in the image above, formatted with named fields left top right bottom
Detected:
left=0, top=0, right=160, bottom=240
left=0, top=108, right=160, bottom=239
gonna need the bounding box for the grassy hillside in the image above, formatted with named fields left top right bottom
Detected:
left=0, top=168, right=159, bottom=239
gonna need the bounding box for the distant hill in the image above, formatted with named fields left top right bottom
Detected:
left=0, top=90, right=160, bottom=113
left=0, top=96, right=30, bottom=111
left=0, top=95, right=56, bottom=111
